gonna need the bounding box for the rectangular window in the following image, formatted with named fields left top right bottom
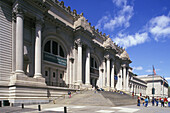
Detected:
left=90, top=57, right=94, bottom=67
left=45, top=71, right=48, bottom=76
left=52, top=41, right=58, bottom=55
left=59, top=45, right=64, bottom=57
left=53, top=72, right=55, bottom=78
left=60, top=74, right=62, bottom=79
left=44, top=41, right=51, bottom=53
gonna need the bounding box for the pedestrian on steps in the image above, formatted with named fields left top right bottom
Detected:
left=68, top=91, right=71, bottom=98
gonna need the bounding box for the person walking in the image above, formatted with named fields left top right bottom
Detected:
left=152, top=97, right=155, bottom=106
left=161, top=98, right=164, bottom=107
left=137, top=97, right=140, bottom=106
left=141, top=97, right=145, bottom=106
left=68, top=91, right=71, bottom=98
left=145, top=96, right=148, bottom=107
left=156, top=98, right=159, bottom=106
left=164, top=97, right=168, bottom=107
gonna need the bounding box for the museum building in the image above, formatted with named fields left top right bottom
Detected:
left=0, top=0, right=168, bottom=105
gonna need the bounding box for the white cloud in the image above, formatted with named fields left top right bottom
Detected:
left=160, top=61, right=163, bottom=64
left=133, top=66, right=143, bottom=71
left=145, top=68, right=160, bottom=73
left=96, top=15, right=109, bottom=30
left=146, top=69, right=152, bottom=73
left=112, top=0, right=127, bottom=7
left=113, top=32, right=149, bottom=48
left=96, top=0, right=133, bottom=31
left=165, top=77, right=170, bottom=80
left=149, top=15, right=170, bottom=41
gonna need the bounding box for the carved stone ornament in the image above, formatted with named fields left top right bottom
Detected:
left=103, top=38, right=116, bottom=49
left=120, top=50, right=130, bottom=60
left=60, top=1, right=64, bottom=8
left=67, top=6, right=71, bottom=12
left=73, top=9, right=77, bottom=16
left=36, top=17, right=44, bottom=27
left=13, top=5, right=24, bottom=18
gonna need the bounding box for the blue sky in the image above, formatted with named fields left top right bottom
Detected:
left=62, top=0, right=170, bottom=84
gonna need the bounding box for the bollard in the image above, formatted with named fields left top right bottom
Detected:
left=38, top=105, right=41, bottom=111
left=22, top=104, right=24, bottom=109
left=64, top=106, right=67, bottom=113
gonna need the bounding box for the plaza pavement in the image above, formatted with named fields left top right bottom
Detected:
left=0, top=103, right=170, bottom=113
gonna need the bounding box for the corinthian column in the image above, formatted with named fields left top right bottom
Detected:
left=106, top=58, right=110, bottom=88
left=119, top=67, right=123, bottom=90
left=12, top=12, right=16, bottom=73
left=102, top=59, right=106, bottom=88
left=123, top=66, right=126, bottom=90
left=126, top=67, right=129, bottom=91
left=34, top=18, right=43, bottom=78
left=77, top=42, right=82, bottom=84
left=85, top=47, right=90, bottom=85
left=111, top=60, right=115, bottom=89
left=15, top=7, right=24, bottom=74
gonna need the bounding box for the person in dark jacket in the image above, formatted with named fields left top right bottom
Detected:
left=137, top=96, right=140, bottom=106
left=152, top=97, right=155, bottom=106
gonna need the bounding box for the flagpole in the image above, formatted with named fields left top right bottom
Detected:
left=153, top=71, right=154, bottom=98
left=163, top=76, right=164, bottom=98
left=152, top=65, right=155, bottom=98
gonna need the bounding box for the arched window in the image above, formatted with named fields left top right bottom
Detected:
left=90, top=57, right=99, bottom=75
left=90, top=57, right=98, bottom=69
left=44, top=41, right=51, bottom=53
left=44, top=40, right=65, bottom=58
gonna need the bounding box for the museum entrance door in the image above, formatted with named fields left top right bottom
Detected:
left=90, top=76, right=98, bottom=88
left=44, top=67, right=66, bottom=87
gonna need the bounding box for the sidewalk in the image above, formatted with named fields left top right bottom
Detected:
left=0, top=102, right=170, bottom=113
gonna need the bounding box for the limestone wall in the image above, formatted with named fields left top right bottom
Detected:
left=0, top=1, right=12, bottom=85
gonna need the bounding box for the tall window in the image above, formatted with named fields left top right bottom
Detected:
left=90, top=57, right=98, bottom=69
left=52, top=41, right=58, bottom=55
left=44, top=40, right=65, bottom=58
left=44, top=41, right=51, bottom=53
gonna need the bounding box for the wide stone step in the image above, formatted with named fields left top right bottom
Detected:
left=99, top=91, right=137, bottom=106
left=50, top=91, right=137, bottom=106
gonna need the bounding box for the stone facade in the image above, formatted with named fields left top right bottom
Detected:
left=136, top=75, right=169, bottom=97
left=0, top=0, right=168, bottom=105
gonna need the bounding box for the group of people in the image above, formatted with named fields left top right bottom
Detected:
left=137, top=96, right=149, bottom=107
left=137, top=96, right=170, bottom=107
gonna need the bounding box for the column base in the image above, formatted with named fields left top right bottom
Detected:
left=15, top=70, right=24, bottom=74
left=111, top=87, right=116, bottom=91
left=8, top=73, right=48, bottom=105
left=105, top=86, right=111, bottom=91
left=83, top=83, right=92, bottom=90
left=9, top=73, right=46, bottom=87
left=34, top=73, right=43, bottom=78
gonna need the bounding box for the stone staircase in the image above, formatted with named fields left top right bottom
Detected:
left=99, top=91, right=137, bottom=106
left=52, top=90, right=137, bottom=106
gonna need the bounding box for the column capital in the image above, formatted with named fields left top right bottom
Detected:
left=36, top=17, right=44, bottom=27
left=12, top=11, right=16, bottom=22
left=105, top=54, right=110, bottom=60
left=13, top=5, right=25, bottom=19
left=77, top=40, right=82, bottom=47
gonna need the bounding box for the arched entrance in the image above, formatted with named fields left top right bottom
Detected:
left=90, top=56, right=99, bottom=88
left=43, top=39, right=67, bottom=87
